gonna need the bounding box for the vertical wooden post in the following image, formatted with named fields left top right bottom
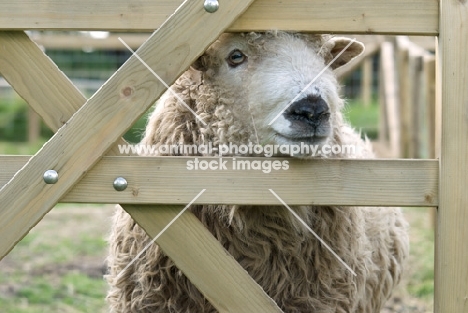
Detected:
left=379, top=42, right=400, bottom=157
left=28, top=107, right=40, bottom=143
left=424, top=56, right=437, bottom=229
left=424, top=56, right=436, bottom=160
left=361, top=56, right=372, bottom=107
left=378, top=53, right=389, bottom=147
left=396, top=39, right=410, bottom=158
left=435, top=1, right=468, bottom=312
left=409, top=53, right=423, bottom=158
left=405, top=49, right=417, bottom=158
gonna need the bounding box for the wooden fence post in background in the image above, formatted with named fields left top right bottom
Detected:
left=379, top=41, right=400, bottom=157
left=27, top=107, right=40, bottom=143
left=395, top=38, right=410, bottom=158
left=424, top=55, right=437, bottom=229
left=424, top=56, right=436, bottom=160
left=409, top=53, right=423, bottom=158
left=361, top=56, right=373, bottom=107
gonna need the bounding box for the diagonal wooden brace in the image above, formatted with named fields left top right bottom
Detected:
left=0, top=1, right=284, bottom=312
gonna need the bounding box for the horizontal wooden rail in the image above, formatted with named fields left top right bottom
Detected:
left=0, top=0, right=438, bottom=35
left=0, top=156, right=438, bottom=206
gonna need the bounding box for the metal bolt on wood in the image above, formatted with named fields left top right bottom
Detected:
left=43, top=170, right=59, bottom=184
left=204, top=0, right=219, bottom=13
left=113, top=177, right=128, bottom=191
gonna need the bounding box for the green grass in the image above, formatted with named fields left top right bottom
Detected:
left=0, top=205, right=113, bottom=313
left=404, top=208, right=435, bottom=300
left=343, top=99, right=380, bottom=140
left=0, top=140, right=48, bottom=155
left=0, top=273, right=107, bottom=313
left=15, top=235, right=106, bottom=265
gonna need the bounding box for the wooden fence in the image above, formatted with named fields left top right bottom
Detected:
left=343, top=36, right=437, bottom=160
left=0, top=1, right=466, bottom=312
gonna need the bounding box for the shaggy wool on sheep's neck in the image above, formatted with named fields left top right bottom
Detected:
left=108, top=205, right=407, bottom=312
left=107, top=76, right=406, bottom=313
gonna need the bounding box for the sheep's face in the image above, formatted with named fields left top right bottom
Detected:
left=193, top=32, right=364, bottom=156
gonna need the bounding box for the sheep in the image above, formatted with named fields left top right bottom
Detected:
left=106, top=31, right=409, bottom=313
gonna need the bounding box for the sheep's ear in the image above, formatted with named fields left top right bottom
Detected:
left=191, top=54, right=208, bottom=72
left=327, top=37, right=364, bottom=70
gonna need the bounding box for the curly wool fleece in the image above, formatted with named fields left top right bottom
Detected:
left=106, top=32, right=409, bottom=313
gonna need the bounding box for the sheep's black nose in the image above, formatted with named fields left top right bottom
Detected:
left=285, top=96, right=330, bottom=126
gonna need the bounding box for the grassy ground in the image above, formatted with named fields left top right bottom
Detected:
left=344, top=99, right=380, bottom=140
left=0, top=101, right=434, bottom=312
left=0, top=140, right=48, bottom=155
left=382, top=208, right=435, bottom=313
left=0, top=205, right=112, bottom=313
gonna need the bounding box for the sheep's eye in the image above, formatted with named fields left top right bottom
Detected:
left=227, top=50, right=246, bottom=67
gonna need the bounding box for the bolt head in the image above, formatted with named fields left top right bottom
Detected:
left=43, top=170, right=59, bottom=184
left=204, top=0, right=219, bottom=13
left=113, top=177, right=128, bottom=191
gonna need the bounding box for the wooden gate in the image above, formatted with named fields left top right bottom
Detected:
left=0, top=1, right=466, bottom=312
